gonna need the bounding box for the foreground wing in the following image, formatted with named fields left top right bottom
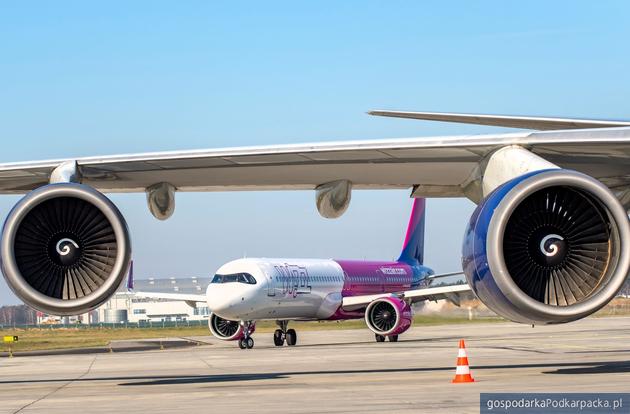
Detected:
left=341, top=283, right=472, bottom=311
left=0, top=126, right=630, bottom=195
left=368, top=110, right=630, bottom=131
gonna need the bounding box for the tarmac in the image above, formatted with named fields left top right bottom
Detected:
left=1, top=316, right=629, bottom=413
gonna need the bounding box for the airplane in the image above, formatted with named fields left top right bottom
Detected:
left=1, top=110, right=630, bottom=348
left=130, top=197, right=470, bottom=349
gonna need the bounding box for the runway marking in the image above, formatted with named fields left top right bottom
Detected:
left=12, top=355, right=97, bottom=414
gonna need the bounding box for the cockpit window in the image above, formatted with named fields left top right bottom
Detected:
left=211, top=273, right=257, bottom=284
left=226, top=274, right=239, bottom=283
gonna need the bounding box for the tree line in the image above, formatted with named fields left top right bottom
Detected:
left=0, top=305, right=37, bottom=326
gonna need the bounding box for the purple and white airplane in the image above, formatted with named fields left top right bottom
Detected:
left=134, top=198, right=469, bottom=349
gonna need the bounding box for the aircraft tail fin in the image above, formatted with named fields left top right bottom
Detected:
left=398, top=198, right=426, bottom=265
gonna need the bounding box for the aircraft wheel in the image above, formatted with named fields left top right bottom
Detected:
left=273, top=329, right=284, bottom=346
left=246, top=337, right=254, bottom=349
left=238, top=339, right=247, bottom=349
left=375, top=334, right=386, bottom=342
left=286, top=329, right=297, bottom=346
left=388, top=335, right=399, bottom=342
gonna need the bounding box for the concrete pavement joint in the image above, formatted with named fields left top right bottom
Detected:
left=12, top=355, right=98, bottom=414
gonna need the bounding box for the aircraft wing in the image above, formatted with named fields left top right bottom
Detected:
left=1, top=123, right=630, bottom=198
left=132, top=291, right=207, bottom=304
left=341, top=283, right=472, bottom=311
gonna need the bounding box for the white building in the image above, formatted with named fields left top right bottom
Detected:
left=97, top=276, right=212, bottom=324
left=36, top=276, right=211, bottom=325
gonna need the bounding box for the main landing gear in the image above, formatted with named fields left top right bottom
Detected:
left=274, top=320, right=297, bottom=347
left=375, top=334, right=398, bottom=343
left=238, top=321, right=255, bottom=350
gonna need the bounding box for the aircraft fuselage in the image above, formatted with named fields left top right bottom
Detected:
left=206, top=258, right=433, bottom=321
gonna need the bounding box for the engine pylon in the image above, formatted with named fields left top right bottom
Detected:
left=452, top=339, right=475, bottom=383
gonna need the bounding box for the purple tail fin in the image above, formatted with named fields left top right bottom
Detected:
left=398, top=198, right=426, bottom=265
left=126, top=260, right=134, bottom=290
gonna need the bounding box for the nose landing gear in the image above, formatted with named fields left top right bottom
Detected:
left=238, top=321, right=255, bottom=350
left=274, top=321, right=298, bottom=347
left=238, top=337, right=254, bottom=349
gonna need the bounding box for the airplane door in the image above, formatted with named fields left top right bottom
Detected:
left=267, top=272, right=276, bottom=297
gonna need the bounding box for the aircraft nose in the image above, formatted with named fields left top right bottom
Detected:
left=206, top=283, right=258, bottom=320
left=206, top=285, right=237, bottom=315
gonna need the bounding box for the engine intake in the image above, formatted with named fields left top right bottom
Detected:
left=209, top=313, right=253, bottom=341
left=1, top=183, right=131, bottom=315
left=463, top=169, right=630, bottom=324
left=365, top=297, right=412, bottom=336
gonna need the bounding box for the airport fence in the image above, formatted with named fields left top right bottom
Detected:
left=0, top=319, right=208, bottom=331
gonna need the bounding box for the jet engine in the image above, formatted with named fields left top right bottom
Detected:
left=1, top=183, right=131, bottom=315
left=462, top=169, right=630, bottom=324
left=209, top=313, right=255, bottom=340
left=364, top=297, right=413, bottom=336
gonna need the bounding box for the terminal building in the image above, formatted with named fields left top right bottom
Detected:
left=98, top=276, right=212, bottom=324
left=37, top=277, right=212, bottom=325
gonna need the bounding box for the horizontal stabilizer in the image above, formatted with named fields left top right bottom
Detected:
left=368, top=110, right=630, bottom=131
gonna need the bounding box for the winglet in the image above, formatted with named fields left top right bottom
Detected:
left=368, top=110, right=630, bottom=131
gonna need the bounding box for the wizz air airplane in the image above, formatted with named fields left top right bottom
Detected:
left=131, top=198, right=468, bottom=349
left=1, top=111, right=630, bottom=349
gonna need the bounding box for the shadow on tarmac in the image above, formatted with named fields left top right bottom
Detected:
left=546, top=360, right=630, bottom=375
left=1, top=360, right=629, bottom=387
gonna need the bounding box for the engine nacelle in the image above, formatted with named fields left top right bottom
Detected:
left=1, top=183, right=131, bottom=315
left=208, top=313, right=255, bottom=341
left=315, top=180, right=352, bottom=219
left=463, top=169, right=630, bottom=324
left=365, top=297, right=413, bottom=336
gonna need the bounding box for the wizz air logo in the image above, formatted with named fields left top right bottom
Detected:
left=274, top=264, right=312, bottom=298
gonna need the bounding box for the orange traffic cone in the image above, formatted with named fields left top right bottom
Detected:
left=452, top=339, right=475, bottom=383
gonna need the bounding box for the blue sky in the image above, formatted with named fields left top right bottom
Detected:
left=1, top=2, right=629, bottom=304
